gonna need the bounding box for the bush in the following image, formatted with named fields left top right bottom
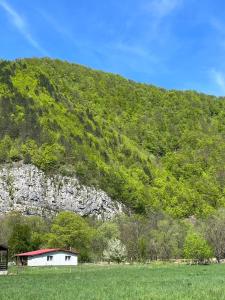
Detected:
left=103, top=239, right=127, bottom=263
left=183, top=231, right=213, bottom=264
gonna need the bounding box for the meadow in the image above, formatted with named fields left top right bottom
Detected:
left=0, top=264, right=225, bottom=300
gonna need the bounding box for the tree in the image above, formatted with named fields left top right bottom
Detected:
left=183, top=231, right=213, bottom=264
left=33, top=143, right=65, bottom=171
left=0, top=215, right=9, bottom=245
left=91, top=221, right=119, bottom=261
left=26, top=216, right=49, bottom=250
left=118, top=214, right=149, bottom=262
left=149, top=218, right=188, bottom=261
left=0, top=135, right=12, bottom=163
left=47, top=211, right=93, bottom=261
left=8, top=224, right=32, bottom=258
left=103, top=239, right=127, bottom=263
left=0, top=212, right=27, bottom=248
left=203, top=209, right=225, bottom=263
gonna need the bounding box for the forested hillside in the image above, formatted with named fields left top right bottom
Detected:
left=0, top=58, right=225, bottom=217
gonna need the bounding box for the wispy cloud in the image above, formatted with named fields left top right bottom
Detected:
left=37, top=9, right=90, bottom=51
left=38, top=10, right=73, bottom=41
left=139, top=0, right=183, bottom=45
left=210, top=17, right=225, bottom=50
left=211, top=69, right=225, bottom=93
left=143, top=0, right=182, bottom=18
left=210, top=18, right=225, bottom=35
left=0, top=0, right=48, bottom=55
left=113, top=42, right=156, bottom=60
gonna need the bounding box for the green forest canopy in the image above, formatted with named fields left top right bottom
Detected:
left=0, top=58, right=225, bottom=218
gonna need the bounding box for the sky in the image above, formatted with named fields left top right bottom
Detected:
left=1, top=0, right=225, bottom=96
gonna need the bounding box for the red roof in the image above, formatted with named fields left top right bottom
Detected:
left=15, top=248, right=78, bottom=257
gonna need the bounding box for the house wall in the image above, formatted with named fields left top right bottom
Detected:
left=27, top=251, right=78, bottom=267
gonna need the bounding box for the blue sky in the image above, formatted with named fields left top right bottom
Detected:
left=1, top=0, right=225, bottom=96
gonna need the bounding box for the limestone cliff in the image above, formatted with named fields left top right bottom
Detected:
left=0, top=163, right=123, bottom=219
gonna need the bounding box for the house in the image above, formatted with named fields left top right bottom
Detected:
left=0, top=245, right=8, bottom=275
left=15, top=248, right=78, bottom=267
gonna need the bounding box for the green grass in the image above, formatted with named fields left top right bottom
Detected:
left=0, top=264, right=225, bottom=300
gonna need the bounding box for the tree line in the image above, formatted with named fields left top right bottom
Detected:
left=1, top=209, right=225, bottom=264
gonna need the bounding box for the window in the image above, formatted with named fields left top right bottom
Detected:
left=65, top=255, right=71, bottom=261
left=47, top=255, right=53, bottom=261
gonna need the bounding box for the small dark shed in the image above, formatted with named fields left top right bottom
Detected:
left=0, top=245, right=8, bottom=273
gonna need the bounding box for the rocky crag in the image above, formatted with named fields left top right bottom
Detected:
left=0, top=163, right=123, bottom=219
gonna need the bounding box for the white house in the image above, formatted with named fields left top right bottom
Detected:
left=15, top=248, right=78, bottom=267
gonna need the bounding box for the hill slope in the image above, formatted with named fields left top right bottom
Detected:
left=0, top=58, right=225, bottom=217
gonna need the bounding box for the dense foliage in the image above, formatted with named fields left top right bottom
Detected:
left=1, top=210, right=225, bottom=263
left=0, top=58, right=225, bottom=217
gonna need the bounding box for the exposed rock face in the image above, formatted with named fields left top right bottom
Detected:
left=0, top=163, right=123, bottom=219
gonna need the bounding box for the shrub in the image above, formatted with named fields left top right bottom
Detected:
left=103, top=239, right=127, bottom=263
left=183, top=231, right=213, bottom=264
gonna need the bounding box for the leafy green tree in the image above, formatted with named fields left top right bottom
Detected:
left=33, top=143, right=65, bottom=170
left=21, top=139, right=39, bottom=164
left=0, top=135, right=12, bottom=163
left=8, top=224, right=32, bottom=258
left=26, top=216, right=49, bottom=250
left=47, top=211, right=93, bottom=261
left=9, top=144, right=21, bottom=161
left=183, top=231, right=213, bottom=264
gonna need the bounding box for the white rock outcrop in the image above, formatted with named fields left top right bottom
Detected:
left=0, top=163, right=123, bottom=219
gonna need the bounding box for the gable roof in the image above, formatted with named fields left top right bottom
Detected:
left=15, top=248, right=78, bottom=257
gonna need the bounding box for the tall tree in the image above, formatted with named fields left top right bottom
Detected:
left=47, top=211, right=93, bottom=261
left=203, top=209, right=225, bottom=263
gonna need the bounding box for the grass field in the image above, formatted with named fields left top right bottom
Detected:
left=0, top=264, right=225, bottom=300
